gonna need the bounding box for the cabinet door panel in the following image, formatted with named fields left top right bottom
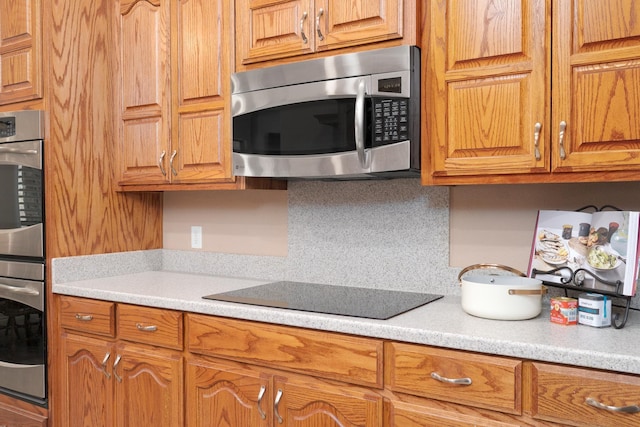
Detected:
left=173, top=110, right=228, bottom=182
left=316, top=0, right=402, bottom=51
left=177, top=0, right=224, bottom=103
left=115, top=343, right=184, bottom=427
left=577, top=0, right=640, bottom=51
left=426, top=0, right=549, bottom=182
left=61, top=333, right=114, bottom=427
left=0, top=0, right=42, bottom=104
left=186, top=356, right=271, bottom=427
left=121, top=118, right=169, bottom=184
left=236, top=0, right=313, bottom=65
left=118, top=0, right=170, bottom=184
left=276, top=374, right=383, bottom=427
left=552, top=0, right=640, bottom=172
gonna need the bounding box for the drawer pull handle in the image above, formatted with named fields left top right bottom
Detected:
left=136, top=323, right=158, bottom=332
left=586, top=397, right=640, bottom=414
left=274, top=388, right=284, bottom=424
left=113, top=355, right=123, bottom=383
left=101, top=352, right=111, bottom=379
left=257, top=385, right=267, bottom=420
left=430, top=372, right=472, bottom=385
left=75, top=314, right=93, bottom=321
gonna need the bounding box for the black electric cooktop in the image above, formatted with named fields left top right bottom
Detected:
left=203, top=281, right=443, bottom=320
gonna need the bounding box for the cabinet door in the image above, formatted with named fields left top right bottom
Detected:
left=114, top=343, right=184, bottom=427
left=185, top=356, right=272, bottom=427
left=0, top=0, right=42, bottom=105
left=425, top=0, right=549, bottom=183
left=60, top=333, right=115, bottom=427
left=172, top=0, right=231, bottom=183
left=315, top=0, right=402, bottom=52
left=552, top=0, right=640, bottom=173
left=235, top=0, right=313, bottom=66
left=274, top=374, right=383, bottom=427
left=118, top=0, right=171, bottom=185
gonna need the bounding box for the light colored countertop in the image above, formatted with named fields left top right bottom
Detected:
left=52, top=269, right=640, bottom=375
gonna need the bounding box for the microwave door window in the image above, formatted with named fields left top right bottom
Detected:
left=233, top=99, right=371, bottom=155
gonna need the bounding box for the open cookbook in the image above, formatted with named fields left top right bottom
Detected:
left=527, top=210, right=640, bottom=296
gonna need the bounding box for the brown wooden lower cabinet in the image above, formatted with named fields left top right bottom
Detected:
left=57, top=297, right=184, bottom=427
left=60, top=333, right=183, bottom=427
left=186, top=355, right=383, bottom=426
left=0, top=393, right=47, bottom=427
left=52, top=295, right=640, bottom=427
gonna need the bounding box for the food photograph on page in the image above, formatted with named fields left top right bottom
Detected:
left=527, top=209, right=640, bottom=297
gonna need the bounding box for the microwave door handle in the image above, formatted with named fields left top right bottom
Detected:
left=355, top=79, right=369, bottom=169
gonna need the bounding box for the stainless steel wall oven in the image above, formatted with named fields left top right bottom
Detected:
left=0, top=110, right=46, bottom=406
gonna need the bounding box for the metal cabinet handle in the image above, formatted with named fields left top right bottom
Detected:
left=0, top=283, right=39, bottom=295
left=257, top=385, right=267, bottom=420
left=586, top=397, right=640, bottom=414
left=558, top=121, right=567, bottom=160
left=300, top=12, right=308, bottom=44
left=169, top=149, right=178, bottom=176
left=113, top=355, right=123, bottom=383
left=136, top=323, right=158, bottom=332
left=355, top=79, right=369, bottom=169
left=274, top=388, right=284, bottom=424
left=430, top=372, right=472, bottom=385
left=158, top=150, right=167, bottom=176
left=75, top=314, right=93, bottom=321
left=316, top=8, right=324, bottom=41
left=101, top=352, right=111, bottom=379
left=533, top=122, right=542, bottom=160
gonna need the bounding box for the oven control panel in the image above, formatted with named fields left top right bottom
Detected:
left=0, top=117, right=16, bottom=138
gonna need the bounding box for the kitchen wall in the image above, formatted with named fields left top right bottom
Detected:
left=163, top=179, right=640, bottom=308
left=164, top=179, right=457, bottom=295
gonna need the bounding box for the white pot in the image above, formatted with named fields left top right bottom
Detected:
left=460, top=274, right=547, bottom=320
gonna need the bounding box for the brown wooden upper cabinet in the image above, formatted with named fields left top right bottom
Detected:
left=423, top=0, right=640, bottom=185
left=0, top=0, right=42, bottom=105
left=117, top=0, right=232, bottom=188
left=235, top=0, right=404, bottom=68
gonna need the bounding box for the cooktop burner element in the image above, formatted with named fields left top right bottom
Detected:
left=203, top=281, right=443, bottom=320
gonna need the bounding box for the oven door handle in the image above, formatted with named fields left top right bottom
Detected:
left=0, top=283, right=39, bottom=296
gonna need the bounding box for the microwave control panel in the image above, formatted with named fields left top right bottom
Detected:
left=373, top=99, right=409, bottom=145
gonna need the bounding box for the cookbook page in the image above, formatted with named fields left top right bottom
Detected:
left=529, top=210, right=635, bottom=295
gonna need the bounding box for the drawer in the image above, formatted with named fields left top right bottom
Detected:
left=59, top=295, right=115, bottom=337
left=118, top=304, right=183, bottom=350
left=187, top=314, right=383, bottom=388
left=385, top=342, right=522, bottom=414
left=530, top=362, right=640, bottom=427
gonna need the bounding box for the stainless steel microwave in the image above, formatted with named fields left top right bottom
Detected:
left=231, top=46, right=420, bottom=179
